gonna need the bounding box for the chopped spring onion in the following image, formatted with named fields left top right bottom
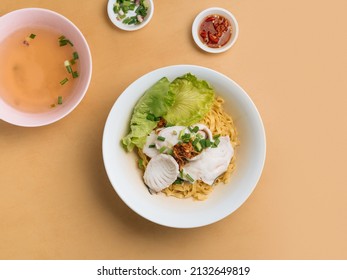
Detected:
left=72, top=71, right=79, bottom=79
left=58, top=35, right=73, bottom=47
left=178, top=129, right=185, bottom=139
left=157, top=136, right=166, bottom=141
left=146, top=113, right=159, bottom=121
left=159, top=146, right=166, bottom=153
left=194, top=141, right=202, bottom=152
left=64, top=60, right=72, bottom=73
left=181, top=133, right=191, bottom=143
left=192, top=138, right=199, bottom=146
left=148, top=144, right=156, bottom=148
left=213, top=138, right=220, bottom=146
left=173, top=178, right=184, bottom=184
left=189, top=125, right=199, bottom=133
left=138, top=159, right=144, bottom=170
left=195, top=133, right=203, bottom=140
left=113, top=0, right=148, bottom=25
left=199, top=139, right=206, bottom=149
left=60, top=78, right=69, bottom=85
left=212, top=134, right=221, bottom=147
left=73, top=51, right=79, bottom=60
left=58, top=96, right=63, bottom=105
left=185, top=173, right=195, bottom=183
left=29, top=33, right=36, bottom=39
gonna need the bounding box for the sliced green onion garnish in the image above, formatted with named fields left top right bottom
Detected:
left=196, top=133, right=203, bottom=140
left=57, top=96, right=63, bottom=105
left=178, top=129, right=185, bottom=139
left=186, top=173, right=195, bottom=183
left=189, top=126, right=199, bottom=133
left=173, top=178, right=184, bottom=185
left=72, top=71, right=79, bottom=78
left=195, top=141, right=202, bottom=152
left=64, top=60, right=72, bottom=73
left=146, top=113, right=155, bottom=121
left=199, top=139, right=206, bottom=149
left=213, top=134, right=221, bottom=139
left=138, top=159, right=144, bottom=170
left=60, top=78, right=68, bottom=85
left=148, top=144, right=156, bottom=148
left=59, top=40, right=68, bottom=47
left=157, top=136, right=166, bottom=141
left=192, top=138, right=199, bottom=146
left=73, top=51, right=79, bottom=60
left=29, top=33, right=36, bottom=39
left=113, top=6, right=119, bottom=14
left=58, top=35, right=73, bottom=47
left=159, top=146, right=166, bottom=153
left=181, top=133, right=191, bottom=143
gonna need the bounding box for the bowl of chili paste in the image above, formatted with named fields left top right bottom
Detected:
left=192, top=7, right=239, bottom=53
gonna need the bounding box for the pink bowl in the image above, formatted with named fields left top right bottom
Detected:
left=0, top=8, right=92, bottom=127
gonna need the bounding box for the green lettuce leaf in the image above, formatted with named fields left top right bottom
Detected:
left=164, top=73, right=215, bottom=126
left=122, top=73, right=215, bottom=152
left=122, top=77, right=173, bottom=152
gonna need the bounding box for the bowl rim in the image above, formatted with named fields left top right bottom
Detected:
left=107, top=0, right=154, bottom=31
left=192, top=7, right=239, bottom=54
left=0, top=7, right=92, bottom=127
left=102, top=64, right=266, bottom=228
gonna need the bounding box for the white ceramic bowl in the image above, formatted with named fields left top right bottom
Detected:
left=102, top=65, right=266, bottom=228
left=0, top=8, right=92, bottom=127
left=107, top=0, right=154, bottom=31
left=192, top=7, right=239, bottom=53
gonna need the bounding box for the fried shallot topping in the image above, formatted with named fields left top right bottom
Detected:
left=172, top=142, right=200, bottom=169
left=155, top=117, right=167, bottom=130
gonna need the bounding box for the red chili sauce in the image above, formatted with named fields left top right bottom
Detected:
left=199, top=14, right=232, bottom=48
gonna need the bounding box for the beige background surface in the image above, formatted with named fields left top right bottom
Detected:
left=1, top=0, right=347, bottom=259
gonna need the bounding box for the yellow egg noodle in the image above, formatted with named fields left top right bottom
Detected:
left=137, top=96, right=239, bottom=200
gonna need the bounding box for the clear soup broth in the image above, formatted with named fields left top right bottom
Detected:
left=0, top=27, right=79, bottom=113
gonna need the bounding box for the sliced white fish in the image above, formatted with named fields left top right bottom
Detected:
left=143, top=124, right=213, bottom=159
left=155, top=126, right=186, bottom=150
left=143, top=132, right=160, bottom=158
left=182, top=136, right=234, bottom=185
left=196, top=124, right=213, bottom=141
left=143, top=154, right=179, bottom=193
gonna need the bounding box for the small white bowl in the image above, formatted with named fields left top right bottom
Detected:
left=192, top=7, right=239, bottom=54
left=107, top=0, right=154, bottom=31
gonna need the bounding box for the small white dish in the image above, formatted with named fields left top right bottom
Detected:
left=107, top=0, right=154, bottom=31
left=192, top=7, right=239, bottom=53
